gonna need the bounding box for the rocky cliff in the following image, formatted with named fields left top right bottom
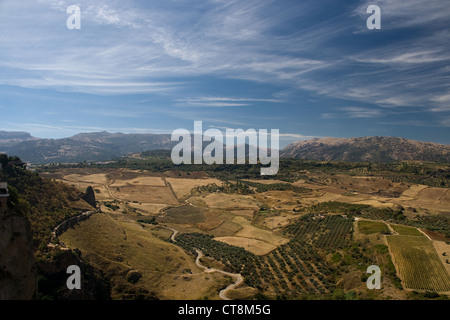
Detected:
left=0, top=208, right=38, bottom=299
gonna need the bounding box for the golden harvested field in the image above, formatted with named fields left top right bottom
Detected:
left=387, top=235, right=450, bottom=292
left=227, top=216, right=289, bottom=250
left=196, top=209, right=226, bottom=231
left=417, top=187, right=448, bottom=200
left=126, top=203, right=168, bottom=215
left=160, top=204, right=205, bottom=224
left=432, top=241, right=450, bottom=275
left=400, top=184, right=429, bottom=198
left=192, top=193, right=261, bottom=210
left=229, top=209, right=255, bottom=218
left=215, top=236, right=278, bottom=255
left=260, top=214, right=296, bottom=231
left=110, top=176, right=166, bottom=187
left=209, top=219, right=243, bottom=237
left=111, top=185, right=178, bottom=204
left=165, top=177, right=224, bottom=198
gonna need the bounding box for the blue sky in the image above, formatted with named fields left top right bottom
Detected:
left=0, top=0, right=449, bottom=146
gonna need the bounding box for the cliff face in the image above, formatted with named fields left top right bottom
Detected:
left=0, top=208, right=37, bottom=299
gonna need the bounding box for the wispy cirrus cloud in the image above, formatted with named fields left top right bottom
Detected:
left=176, top=96, right=285, bottom=107
left=1, top=0, right=450, bottom=143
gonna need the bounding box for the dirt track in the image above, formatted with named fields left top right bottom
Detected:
left=194, top=249, right=243, bottom=300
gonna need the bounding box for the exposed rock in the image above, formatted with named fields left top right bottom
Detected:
left=126, top=270, right=142, bottom=284
left=81, top=186, right=96, bottom=208
left=0, top=209, right=37, bottom=299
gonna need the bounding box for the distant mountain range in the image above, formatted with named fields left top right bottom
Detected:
left=1, top=131, right=449, bottom=164
left=0, top=131, right=174, bottom=164
left=0, top=131, right=39, bottom=148
left=280, top=136, right=450, bottom=162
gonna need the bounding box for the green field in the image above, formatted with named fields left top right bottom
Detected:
left=387, top=235, right=450, bottom=292
left=358, top=220, right=390, bottom=235
left=391, top=224, right=424, bottom=236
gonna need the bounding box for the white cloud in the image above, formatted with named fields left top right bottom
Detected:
left=341, top=106, right=382, bottom=118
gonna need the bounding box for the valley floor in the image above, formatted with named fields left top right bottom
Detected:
left=43, top=167, right=450, bottom=300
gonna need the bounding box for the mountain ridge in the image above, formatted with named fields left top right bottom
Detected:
left=280, top=136, right=450, bottom=162
left=1, top=131, right=450, bottom=164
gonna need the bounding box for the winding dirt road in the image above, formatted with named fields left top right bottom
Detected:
left=163, top=226, right=243, bottom=300
left=194, top=249, right=243, bottom=300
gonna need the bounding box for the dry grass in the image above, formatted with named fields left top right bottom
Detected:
left=160, top=204, right=205, bottom=224
left=165, top=178, right=224, bottom=198
left=193, top=193, right=261, bottom=210
left=209, top=219, right=243, bottom=237
left=59, top=213, right=227, bottom=299
left=110, top=176, right=166, bottom=187
left=231, top=216, right=289, bottom=247
left=214, top=236, right=278, bottom=255
left=261, top=214, right=296, bottom=231
left=431, top=240, right=450, bottom=276
left=401, top=184, right=429, bottom=198
left=126, top=203, right=168, bottom=215
left=112, top=185, right=178, bottom=204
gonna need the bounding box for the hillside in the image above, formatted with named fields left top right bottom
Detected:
left=280, top=136, right=450, bottom=162
left=0, top=154, right=109, bottom=299
left=2, top=131, right=175, bottom=164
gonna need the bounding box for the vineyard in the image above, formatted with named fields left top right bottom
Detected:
left=358, top=220, right=390, bottom=235
left=390, top=224, right=424, bottom=236
left=387, top=235, right=450, bottom=292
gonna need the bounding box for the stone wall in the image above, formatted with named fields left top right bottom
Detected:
left=53, top=211, right=94, bottom=238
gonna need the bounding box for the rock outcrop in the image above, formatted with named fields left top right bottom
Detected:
left=81, top=186, right=96, bottom=208
left=0, top=209, right=38, bottom=299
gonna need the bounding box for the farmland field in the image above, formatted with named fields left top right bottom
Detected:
left=40, top=162, right=450, bottom=300
left=358, top=220, right=390, bottom=235
left=390, top=224, right=424, bottom=236
left=387, top=235, right=450, bottom=292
